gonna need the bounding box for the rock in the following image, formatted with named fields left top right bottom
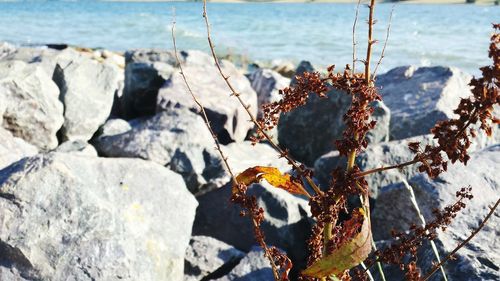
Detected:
left=53, top=53, right=122, bottom=142
left=377, top=66, right=472, bottom=140
left=193, top=182, right=311, bottom=276
left=93, top=104, right=224, bottom=194
left=0, top=42, right=16, bottom=60
left=184, top=236, right=245, bottom=281
left=54, top=140, right=98, bottom=157
left=157, top=50, right=258, bottom=143
left=0, top=127, right=38, bottom=171
left=366, top=100, right=391, bottom=144
left=0, top=60, right=64, bottom=150
left=314, top=135, right=436, bottom=197
left=0, top=152, right=197, bottom=281
left=314, top=130, right=499, bottom=199
left=215, top=246, right=277, bottom=281
left=247, top=68, right=290, bottom=118
left=270, top=59, right=296, bottom=78
left=278, top=62, right=391, bottom=166
left=372, top=145, right=500, bottom=280
left=0, top=46, right=61, bottom=76
left=223, top=141, right=290, bottom=176
left=121, top=49, right=177, bottom=119
left=97, top=118, right=132, bottom=137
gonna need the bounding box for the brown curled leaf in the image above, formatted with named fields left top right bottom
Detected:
left=302, top=208, right=372, bottom=278
left=234, top=166, right=308, bottom=196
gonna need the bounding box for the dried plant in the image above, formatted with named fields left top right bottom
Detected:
left=175, top=2, right=500, bottom=280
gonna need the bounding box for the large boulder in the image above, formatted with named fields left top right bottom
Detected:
left=372, top=145, right=500, bottom=280
left=93, top=104, right=224, bottom=194
left=377, top=66, right=472, bottom=140
left=193, top=183, right=311, bottom=276
left=0, top=153, right=197, bottom=281
left=215, top=247, right=277, bottom=281
left=53, top=53, right=122, bottom=142
left=314, top=131, right=499, bottom=198
left=278, top=61, right=390, bottom=165
left=184, top=236, right=245, bottom=281
left=0, top=127, right=38, bottom=171
left=157, top=50, right=258, bottom=143
left=121, top=49, right=176, bottom=119
left=0, top=60, right=64, bottom=150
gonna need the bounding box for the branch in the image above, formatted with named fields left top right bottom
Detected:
left=352, top=0, right=362, bottom=73
left=202, top=0, right=320, bottom=197
left=421, top=198, right=500, bottom=281
left=364, top=0, right=376, bottom=84
left=172, top=13, right=282, bottom=281
left=372, top=5, right=394, bottom=79
left=171, top=15, right=237, bottom=185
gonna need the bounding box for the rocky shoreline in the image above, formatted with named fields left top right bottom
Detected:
left=0, top=43, right=498, bottom=280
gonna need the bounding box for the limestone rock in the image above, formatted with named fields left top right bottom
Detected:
left=279, top=62, right=390, bottom=165
left=121, top=49, right=176, bottom=118
left=53, top=53, right=122, bottom=141
left=215, top=247, right=277, bottom=281
left=377, top=66, right=472, bottom=140
left=193, top=183, right=311, bottom=275
left=0, top=60, right=64, bottom=150
left=157, top=50, right=257, bottom=143
left=372, top=145, right=500, bottom=280
left=93, top=104, right=224, bottom=194
left=0, top=127, right=38, bottom=171
left=184, top=236, right=245, bottom=281
left=0, top=152, right=198, bottom=281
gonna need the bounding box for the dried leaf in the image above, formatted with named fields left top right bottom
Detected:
left=234, top=166, right=308, bottom=196
left=302, top=208, right=372, bottom=278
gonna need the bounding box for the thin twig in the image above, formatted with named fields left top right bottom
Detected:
left=354, top=108, right=480, bottom=179
left=171, top=14, right=236, bottom=185
left=364, top=0, right=376, bottom=84
left=352, top=0, right=362, bottom=73
left=202, top=0, right=319, bottom=197
left=172, top=13, right=281, bottom=281
left=421, top=198, right=500, bottom=281
left=372, top=5, right=394, bottom=79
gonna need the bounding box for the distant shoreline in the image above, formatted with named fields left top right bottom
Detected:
left=104, top=0, right=499, bottom=4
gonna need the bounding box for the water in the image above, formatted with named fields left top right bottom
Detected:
left=0, top=1, right=498, bottom=75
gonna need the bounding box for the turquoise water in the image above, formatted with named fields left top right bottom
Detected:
left=0, top=1, right=498, bottom=74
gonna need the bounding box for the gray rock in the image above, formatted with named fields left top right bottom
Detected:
left=0, top=60, right=64, bottom=150
left=93, top=104, right=224, bottom=194
left=314, top=130, right=499, bottom=198
left=184, top=236, right=245, bottom=281
left=97, top=118, right=132, bottom=137
left=157, top=50, right=258, bottom=143
left=0, top=127, right=38, bottom=171
left=278, top=62, right=390, bottom=165
left=0, top=152, right=197, bottom=281
left=247, top=68, right=290, bottom=117
left=54, top=140, right=98, bottom=157
left=223, top=141, right=290, bottom=177
left=377, top=66, right=472, bottom=140
left=0, top=42, right=16, bottom=60
left=215, top=247, right=277, bottom=281
left=121, top=49, right=177, bottom=118
left=0, top=46, right=62, bottom=76
left=53, top=53, right=122, bottom=142
left=372, top=145, right=500, bottom=280
left=193, top=183, right=311, bottom=275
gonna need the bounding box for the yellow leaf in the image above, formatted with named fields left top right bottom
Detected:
left=234, top=166, right=308, bottom=196
left=302, top=208, right=372, bottom=278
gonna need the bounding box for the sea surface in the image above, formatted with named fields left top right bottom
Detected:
left=0, top=1, right=498, bottom=75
